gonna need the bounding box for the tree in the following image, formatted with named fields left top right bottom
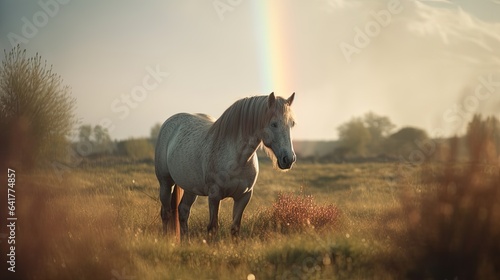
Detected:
left=364, top=112, right=395, bottom=153
left=337, top=117, right=372, bottom=156
left=150, top=122, right=162, bottom=146
left=0, top=46, right=76, bottom=166
left=385, top=127, right=428, bottom=155
left=122, top=138, right=154, bottom=160
left=336, top=112, right=395, bottom=156
left=93, top=125, right=109, bottom=143
left=79, top=125, right=92, bottom=143
left=93, top=125, right=113, bottom=154
left=77, top=124, right=113, bottom=155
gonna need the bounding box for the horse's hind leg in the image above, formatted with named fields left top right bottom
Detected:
left=159, top=176, right=175, bottom=235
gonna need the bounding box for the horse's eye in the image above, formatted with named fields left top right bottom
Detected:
left=271, top=122, right=278, bottom=128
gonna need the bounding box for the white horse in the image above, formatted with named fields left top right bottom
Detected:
left=155, top=92, right=296, bottom=241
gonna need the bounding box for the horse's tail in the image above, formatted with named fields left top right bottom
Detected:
left=169, top=184, right=184, bottom=242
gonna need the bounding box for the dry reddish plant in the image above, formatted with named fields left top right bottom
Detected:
left=269, top=190, right=339, bottom=233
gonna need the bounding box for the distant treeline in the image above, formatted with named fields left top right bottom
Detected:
left=77, top=113, right=500, bottom=165
left=297, top=113, right=500, bottom=164
left=73, top=124, right=159, bottom=160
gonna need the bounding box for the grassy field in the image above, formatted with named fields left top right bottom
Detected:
left=6, top=154, right=500, bottom=279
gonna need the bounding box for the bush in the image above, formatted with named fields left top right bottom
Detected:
left=121, top=138, right=154, bottom=160
left=0, top=46, right=76, bottom=167
left=385, top=126, right=428, bottom=156
left=269, top=190, right=339, bottom=233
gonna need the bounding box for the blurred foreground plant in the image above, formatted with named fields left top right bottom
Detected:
left=392, top=115, right=500, bottom=279
left=0, top=46, right=76, bottom=168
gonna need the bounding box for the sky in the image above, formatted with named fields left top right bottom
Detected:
left=0, top=0, right=499, bottom=141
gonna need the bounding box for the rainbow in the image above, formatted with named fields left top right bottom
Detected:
left=251, top=0, right=293, bottom=95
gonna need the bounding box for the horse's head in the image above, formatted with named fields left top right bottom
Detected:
left=262, top=92, right=296, bottom=170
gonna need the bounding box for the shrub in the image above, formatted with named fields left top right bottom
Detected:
left=122, top=138, right=154, bottom=160
left=0, top=46, right=76, bottom=167
left=269, top=190, right=339, bottom=233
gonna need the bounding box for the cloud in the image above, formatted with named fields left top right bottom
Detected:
left=406, top=0, right=500, bottom=69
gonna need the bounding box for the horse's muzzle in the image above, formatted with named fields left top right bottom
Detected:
left=278, top=153, right=296, bottom=170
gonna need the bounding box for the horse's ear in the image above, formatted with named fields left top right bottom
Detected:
left=268, top=92, right=276, bottom=108
left=286, top=92, right=295, bottom=106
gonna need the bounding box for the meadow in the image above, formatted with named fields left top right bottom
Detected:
left=8, top=150, right=500, bottom=279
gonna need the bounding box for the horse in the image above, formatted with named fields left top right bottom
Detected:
left=154, top=92, right=296, bottom=242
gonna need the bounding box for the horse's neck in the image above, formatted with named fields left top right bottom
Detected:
left=224, top=133, right=262, bottom=166
left=241, top=134, right=261, bottom=159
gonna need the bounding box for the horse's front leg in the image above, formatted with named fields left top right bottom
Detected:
left=231, top=190, right=252, bottom=238
left=207, top=186, right=221, bottom=240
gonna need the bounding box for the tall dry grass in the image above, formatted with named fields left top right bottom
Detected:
left=386, top=119, right=500, bottom=279
left=0, top=174, right=132, bottom=280
left=0, top=162, right=347, bottom=279
left=11, top=138, right=500, bottom=278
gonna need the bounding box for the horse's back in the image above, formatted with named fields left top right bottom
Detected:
left=155, top=113, right=214, bottom=192
left=157, top=113, right=213, bottom=138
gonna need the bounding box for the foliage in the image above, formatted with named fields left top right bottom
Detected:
left=385, top=126, right=428, bottom=156
left=0, top=46, right=76, bottom=167
left=93, top=125, right=111, bottom=145
left=364, top=112, right=395, bottom=152
left=120, top=138, right=154, bottom=160
left=337, top=112, right=396, bottom=156
left=337, top=117, right=372, bottom=156
left=73, top=123, right=162, bottom=158
left=79, top=124, right=92, bottom=143
left=150, top=122, right=162, bottom=146
left=77, top=124, right=114, bottom=155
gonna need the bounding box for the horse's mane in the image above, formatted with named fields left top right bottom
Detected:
left=208, top=95, right=294, bottom=142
